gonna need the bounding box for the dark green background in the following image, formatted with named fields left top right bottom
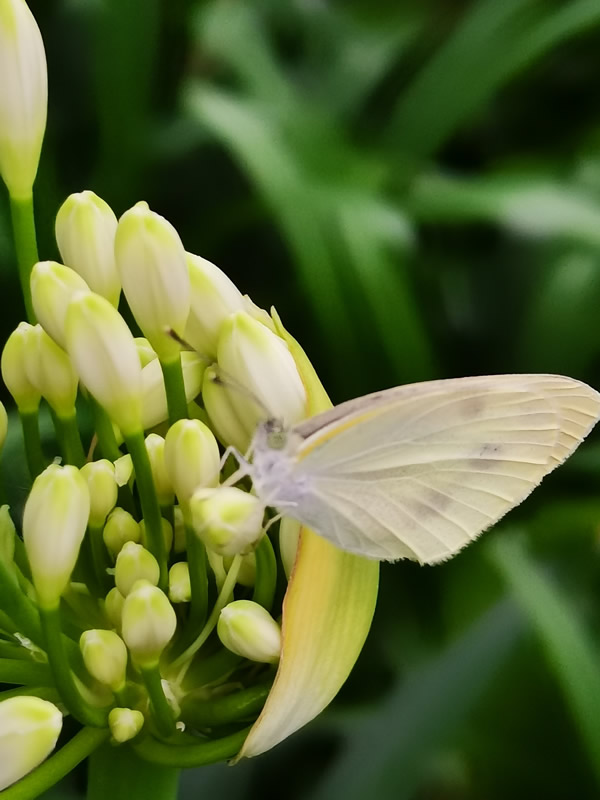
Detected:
left=3, top=0, right=600, bottom=797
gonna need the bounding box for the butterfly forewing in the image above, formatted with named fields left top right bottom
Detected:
left=286, top=375, right=600, bottom=563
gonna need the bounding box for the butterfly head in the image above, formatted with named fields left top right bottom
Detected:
left=262, top=418, right=288, bottom=451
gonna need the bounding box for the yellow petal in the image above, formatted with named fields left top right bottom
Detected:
left=237, top=312, right=379, bottom=758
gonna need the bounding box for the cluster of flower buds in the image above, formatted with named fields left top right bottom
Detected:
left=0, top=0, right=379, bottom=790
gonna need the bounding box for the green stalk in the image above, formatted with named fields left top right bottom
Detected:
left=133, top=726, right=251, bottom=767
left=87, top=743, right=180, bottom=800
left=19, top=409, right=46, bottom=480
left=0, top=560, right=42, bottom=645
left=89, top=397, right=122, bottom=461
left=181, top=681, right=271, bottom=727
left=160, top=355, right=188, bottom=425
left=1, top=727, right=109, bottom=800
left=182, top=504, right=208, bottom=633
left=39, top=606, right=107, bottom=727
left=9, top=194, right=38, bottom=323
left=124, top=430, right=168, bottom=588
left=0, top=659, right=52, bottom=685
left=140, top=664, right=176, bottom=738
left=252, top=534, right=277, bottom=611
left=89, top=522, right=111, bottom=593
left=52, top=410, right=86, bottom=467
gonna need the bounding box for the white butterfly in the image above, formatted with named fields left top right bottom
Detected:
left=241, top=374, right=600, bottom=563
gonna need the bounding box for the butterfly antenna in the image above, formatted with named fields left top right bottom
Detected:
left=209, top=367, right=273, bottom=420
left=166, top=328, right=211, bottom=365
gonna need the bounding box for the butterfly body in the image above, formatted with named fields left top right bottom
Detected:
left=247, top=374, right=600, bottom=563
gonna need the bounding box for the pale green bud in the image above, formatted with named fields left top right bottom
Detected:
left=80, top=460, right=118, bottom=527
left=145, top=434, right=173, bottom=505
left=0, top=505, right=16, bottom=565
left=0, top=696, right=62, bottom=790
left=242, top=295, right=277, bottom=330
left=103, top=508, right=140, bottom=558
left=163, top=419, right=220, bottom=502
left=279, top=517, right=301, bottom=579
left=135, top=337, right=157, bottom=368
left=121, top=580, right=177, bottom=667
left=0, top=401, right=6, bottom=452
left=25, top=325, right=78, bottom=417
left=65, top=291, right=142, bottom=436
left=201, top=365, right=249, bottom=451
left=1, top=322, right=40, bottom=412
left=140, top=517, right=173, bottom=554
left=211, top=312, right=306, bottom=450
left=184, top=253, right=244, bottom=358
left=108, top=707, right=144, bottom=743
left=224, top=551, right=256, bottom=587
left=79, top=629, right=127, bottom=692
left=217, top=600, right=281, bottom=664
left=115, top=541, right=159, bottom=597
left=141, top=351, right=205, bottom=431
left=55, top=191, right=120, bottom=306
left=114, top=453, right=133, bottom=486
left=104, top=587, right=125, bottom=630
left=23, top=464, right=90, bottom=609
left=173, top=506, right=186, bottom=554
left=115, top=201, right=190, bottom=360
left=190, top=486, right=264, bottom=556
left=0, top=0, right=47, bottom=199
left=168, top=561, right=191, bottom=603
left=30, top=261, right=90, bottom=350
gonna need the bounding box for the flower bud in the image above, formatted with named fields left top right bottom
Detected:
left=0, top=505, right=16, bottom=565
left=0, top=0, right=47, bottom=199
left=108, top=707, right=144, bottom=743
left=79, top=629, right=127, bottom=692
left=140, top=517, right=173, bottom=554
left=168, top=561, right=191, bottom=604
left=279, top=517, right=301, bottom=579
left=217, top=600, right=281, bottom=664
left=55, top=191, right=120, bottom=306
left=190, top=486, right=264, bottom=556
left=163, top=419, right=219, bottom=502
left=1, top=322, right=40, bottom=412
left=173, top=505, right=186, bottom=554
left=65, top=291, right=142, bottom=436
left=30, top=261, right=90, bottom=349
left=206, top=311, right=307, bottom=450
left=115, top=541, right=159, bottom=597
left=121, top=580, right=177, bottom=667
left=24, top=325, right=78, bottom=417
left=184, top=253, right=244, bottom=358
left=201, top=365, right=248, bottom=451
left=114, top=453, right=133, bottom=487
left=141, top=351, right=205, bottom=431
left=0, top=696, right=62, bottom=790
left=135, top=337, right=157, bottom=368
left=224, top=551, right=256, bottom=587
left=115, top=201, right=190, bottom=360
left=145, top=434, right=173, bottom=505
left=104, top=587, right=125, bottom=629
left=23, top=464, right=90, bottom=608
left=0, top=401, right=6, bottom=452
left=103, top=508, right=140, bottom=558
left=80, top=460, right=118, bottom=528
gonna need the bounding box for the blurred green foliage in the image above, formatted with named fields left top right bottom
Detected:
left=3, top=0, right=600, bottom=797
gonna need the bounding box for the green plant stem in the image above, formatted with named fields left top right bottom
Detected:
left=52, top=410, right=86, bottom=467
left=133, top=726, right=251, bottom=767
left=1, top=726, right=109, bottom=800
left=87, top=743, right=180, bottom=800
left=39, top=605, right=107, bottom=727
left=182, top=504, right=208, bottom=633
left=160, top=355, right=188, bottom=425
left=181, top=681, right=271, bottom=727
left=140, top=663, right=176, bottom=738
left=252, top=534, right=277, bottom=611
left=0, top=658, right=52, bottom=685
left=0, top=685, right=59, bottom=702
left=19, top=408, right=46, bottom=480
left=124, top=430, right=168, bottom=589
left=89, top=397, right=122, bottom=461
left=0, top=560, right=42, bottom=645
left=9, top=194, right=38, bottom=323
left=89, top=522, right=111, bottom=593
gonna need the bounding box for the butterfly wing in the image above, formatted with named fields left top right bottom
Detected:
left=284, top=374, right=600, bottom=563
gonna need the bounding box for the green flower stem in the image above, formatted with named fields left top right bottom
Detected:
left=19, top=408, right=46, bottom=480
left=252, top=534, right=277, bottom=611
left=133, top=726, right=251, bottom=767
left=89, top=397, right=122, bottom=461
left=161, top=502, right=174, bottom=529
left=39, top=605, right=107, bottom=727
left=9, top=194, right=38, bottom=324
left=182, top=647, right=241, bottom=689
left=0, top=658, right=52, bottom=685
left=0, top=685, right=60, bottom=702
left=160, top=355, right=188, bottom=425
left=181, top=681, right=272, bottom=727
left=0, top=561, right=42, bottom=645
left=89, top=522, right=111, bottom=593
left=1, top=726, right=109, bottom=800
left=170, top=554, right=242, bottom=675
left=51, top=410, right=86, bottom=467
left=124, top=430, right=168, bottom=589
left=181, top=504, right=208, bottom=634
left=140, top=663, right=176, bottom=738
left=87, top=743, right=180, bottom=800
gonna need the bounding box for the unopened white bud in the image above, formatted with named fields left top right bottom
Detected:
left=190, top=486, right=264, bottom=556
left=144, top=434, right=173, bottom=505
left=121, top=580, right=177, bottom=667
left=24, top=325, right=78, bottom=417
left=108, top=707, right=144, bottom=743
left=30, top=261, right=90, bottom=349
left=0, top=401, right=6, bottom=453
left=79, top=629, right=127, bottom=692
left=103, top=508, right=140, bottom=558
left=80, top=460, right=118, bottom=528
left=104, top=587, right=125, bottom=630
left=1, top=322, right=40, bottom=412
left=201, top=365, right=248, bottom=451
left=115, top=541, right=160, bottom=597
left=0, top=696, right=62, bottom=790
left=217, top=600, right=281, bottom=664
left=141, top=351, right=205, bottom=431
left=224, top=551, right=256, bottom=587
left=173, top=505, right=186, bottom=554
left=135, top=337, right=157, bottom=368
left=163, top=419, right=220, bottom=502
left=168, top=561, right=191, bottom=603
left=140, top=517, right=173, bottom=554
